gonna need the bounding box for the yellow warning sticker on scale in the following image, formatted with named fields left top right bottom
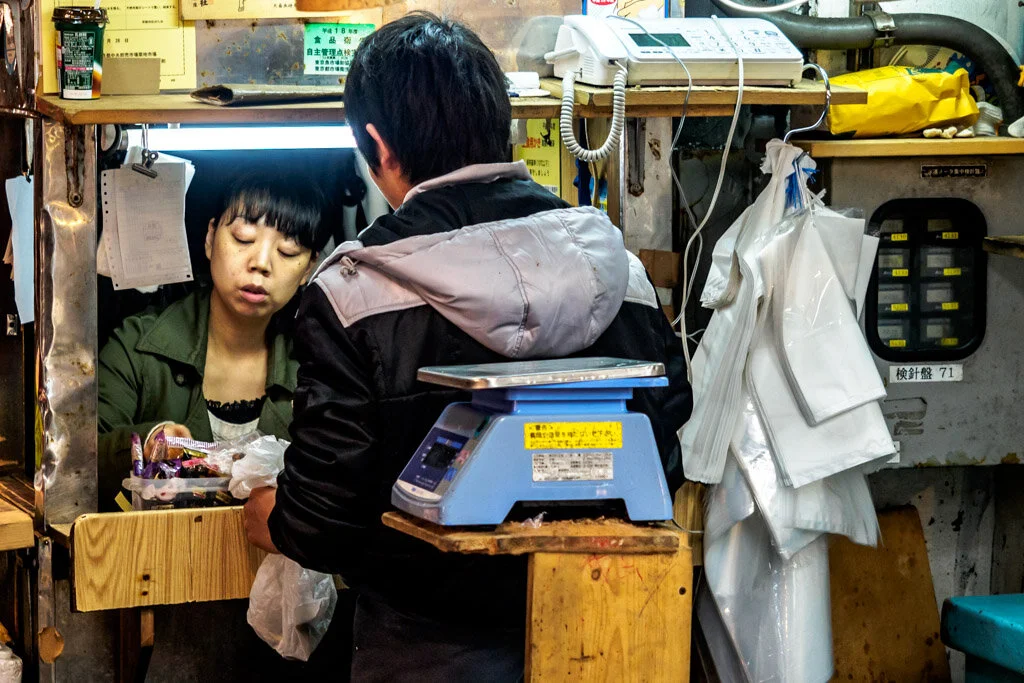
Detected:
left=524, top=422, right=622, bottom=450
left=944, top=267, right=962, bottom=276
left=892, top=268, right=909, bottom=278
left=942, top=302, right=960, bottom=311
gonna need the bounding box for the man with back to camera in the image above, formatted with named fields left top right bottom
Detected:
left=242, top=12, right=693, bottom=681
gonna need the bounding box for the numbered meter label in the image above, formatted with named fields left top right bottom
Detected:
left=889, top=364, right=964, bottom=383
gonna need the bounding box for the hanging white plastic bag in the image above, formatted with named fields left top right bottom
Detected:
left=702, top=141, right=816, bottom=309
left=681, top=142, right=813, bottom=484
left=776, top=210, right=886, bottom=424
left=748, top=319, right=895, bottom=487
left=704, top=471, right=834, bottom=683
left=231, top=437, right=338, bottom=661
left=247, top=554, right=338, bottom=662
left=731, top=385, right=881, bottom=557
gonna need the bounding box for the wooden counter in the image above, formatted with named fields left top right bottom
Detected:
left=70, top=506, right=264, bottom=612
left=0, top=476, right=34, bottom=552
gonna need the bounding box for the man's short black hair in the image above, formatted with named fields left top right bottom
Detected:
left=215, top=173, right=330, bottom=253
left=345, top=12, right=512, bottom=186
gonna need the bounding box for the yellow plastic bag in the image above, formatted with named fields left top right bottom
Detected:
left=829, top=66, right=979, bottom=138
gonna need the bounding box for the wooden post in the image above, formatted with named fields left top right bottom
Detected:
left=118, top=608, right=154, bottom=683
left=526, top=548, right=692, bottom=682
left=382, top=512, right=693, bottom=682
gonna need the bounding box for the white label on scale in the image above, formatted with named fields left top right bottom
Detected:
left=532, top=452, right=614, bottom=482
left=889, top=364, right=963, bottom=383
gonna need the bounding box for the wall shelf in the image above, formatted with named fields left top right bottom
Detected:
left=797, top=137, right=1024, bottom=158
left=35, top=79, right=862, bottom=126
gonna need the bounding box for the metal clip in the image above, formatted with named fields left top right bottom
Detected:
left=864, top=10, right=896, bottom=49
left=131, top=124, right=159, bottom=178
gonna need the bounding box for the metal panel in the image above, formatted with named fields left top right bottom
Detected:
left=828, top=154, right=1024, bottom=469
left=0, top=0, right=36, bottom=113
left=36, top=121, right=98, bottom=525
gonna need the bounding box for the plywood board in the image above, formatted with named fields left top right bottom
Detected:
left=71, top=507, right=264, bottom=612
left=181, top=0, right=380, bottom=22
left=829, top=506, right=951, bottom=683
left=382, top=511, right=681, bottom=556
left=526, top=548, right=692, bottom=682
left=0, top=499, right=33, bottom=551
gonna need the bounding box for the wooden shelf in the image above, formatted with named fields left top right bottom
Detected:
left=382, top=511, right=681, bottom=556
left=70, top=506, right=264, bottom=612
left=36, top=78, right=863, bottom=126
left=540, top=77, right=866, bottom=118
left=0, top=476, right=33, bottom=552
left=35, top=92, right=561, bottom=126
left=796, top=137, right=1024, bottom=159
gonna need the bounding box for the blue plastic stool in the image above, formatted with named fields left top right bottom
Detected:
left=942, top=594, right=1024, bottom=682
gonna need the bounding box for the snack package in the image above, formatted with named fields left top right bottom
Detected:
left=829, top=66, right=979, bottom=138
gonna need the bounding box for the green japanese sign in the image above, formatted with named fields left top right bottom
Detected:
left=303, top=22, right=374, bottom=78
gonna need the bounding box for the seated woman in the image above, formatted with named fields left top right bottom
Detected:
left=97, top=174, right=331, bottom=510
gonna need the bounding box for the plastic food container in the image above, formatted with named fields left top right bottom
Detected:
left=52, top=7, right=108, bottom=100
left=123, top=475, right=237, bottom=511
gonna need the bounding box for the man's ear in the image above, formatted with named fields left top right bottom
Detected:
left=205, top=218, right=216, bottom=261
left=365, top=124, right=399, bottom=174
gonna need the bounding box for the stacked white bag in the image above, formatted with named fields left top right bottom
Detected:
left=685, top=141, right=897, bottom=682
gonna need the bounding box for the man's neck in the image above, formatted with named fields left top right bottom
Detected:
left=207, top=292, right=269, bottom=357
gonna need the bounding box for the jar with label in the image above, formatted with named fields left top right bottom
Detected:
left=52, top=7, right=108, bottom=100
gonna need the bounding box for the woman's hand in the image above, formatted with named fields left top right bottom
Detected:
left=244, top=486, right=280, bottom=554
left=144, top=423, right=192, bottom=461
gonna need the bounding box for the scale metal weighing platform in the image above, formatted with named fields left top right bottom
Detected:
left=392, top=357, right=674, bottom=526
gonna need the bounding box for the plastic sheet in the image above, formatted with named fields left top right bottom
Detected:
left=705, top=472, right=834, bottom=683
left=231, top=437, right=338, bottom=661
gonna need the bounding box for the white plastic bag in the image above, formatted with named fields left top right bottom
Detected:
left=229, top=435, right=288, bottom=499
left=246, top=555, right=338, bottom=662
left=705, top=470, right=834, bottom=683
left=776, top=211, right=886, bottom=424
left=681, top=142, right=815, bottom=484
left=0, top=642, right=22, bottom=683
left=231, top=436, right=338, bottom=661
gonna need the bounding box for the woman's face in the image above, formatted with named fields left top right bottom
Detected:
left=205, top=215, right=315, bottom=320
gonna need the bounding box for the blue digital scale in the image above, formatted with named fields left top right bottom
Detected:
left=392, top=357, right=674, bottom=526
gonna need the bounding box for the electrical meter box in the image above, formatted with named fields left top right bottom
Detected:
left=821, top=153, right=1024, bottom=469
left=866, top=198, right=987, bottom=361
